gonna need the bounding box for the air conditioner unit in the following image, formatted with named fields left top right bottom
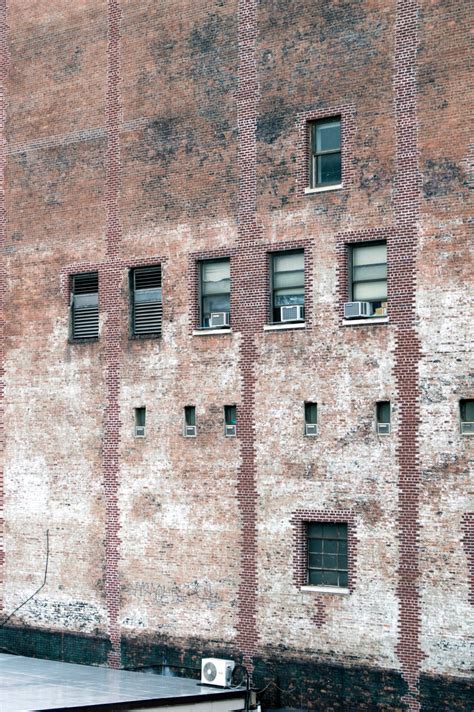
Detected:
left=377, top=422, right=391, bottom=435
left=209, top=312, right=230, bottom=328
left=344, top=301, right=373, bottom=319
left=461, top=422, right=474, bottom=435
left=135, top=426, right=146, bottom=438
left=281, top=305, right=304, bottom=322
left=225, top=424, right=236, bottom=437
left=305, top=423, right=318, bottom=436
left=184, top=425, right=197, bottom=437
left=201, top=658, right=235, bottom=688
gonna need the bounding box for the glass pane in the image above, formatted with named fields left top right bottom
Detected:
left=318, top=153, right=341, bottom=184
left=309, top=570, right=323, bottom=585
left=274, top=289, right=304, bottom=306
left=377, top=401, right=391, bottom=424
left=307, top=523, right=323, bottom=538
left=308, top=554, right=322, bottom=568
left=203, top=295, right=230, bottom=314
left=202, top=259, right=230, bottom=282
left=274, top=270, right=305, bottom=289
left=335, top=524, right=348, bottom=540
left=135, top=408, right=146, bottom=427
left=322, top=554, right=337, bottom=569
left=353, top=264, right=387, bottom=282
left=338, top=555, right=348, bottom=570
left=353, top=243, right=387, bottom=267
left=322, top=570, right=339, bottom=586
left=323, top=540, right=337, bottom=554
left=339, top=571, right=348, bottom=588
left=273, top=252, right=304, bottom=273
left=322, top=523, right=339, bottom=538
left=185, top=407, right=195, bottom=426
left=202, top=277, right=230, bottom=296
left=225, top=405, right=236, bottom=425
left=308, top=538, right=322, bottom=553
left=461, top=400, right=474, bottom=421
left=353, top=280, right=387, bottom=301
left=305, top=403, right=317, bottom=424
left=316, top=121, right=341, bottom=152
left=338, top=540, right=347, bottom=555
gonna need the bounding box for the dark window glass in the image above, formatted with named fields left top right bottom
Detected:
left=351, top=242, right=387, bottom=316
left=310, top=118, right=341, bottom=188
left=271, top=250, right=305, bottom=323
left=135, top=407, right=146, bottom=427
left=307, top=522, right=348, bottom=588
left=305, top=402, right=317, bottom=425
left=225, top=405, right=237, bottom=426
left=460, top=399, right=474, bottom=422
left=184, top=406, right=196, bottom=427
left=71, top=272, right=99, bottom=340
left=200, top=259, right=230, bottom=328
left=376, top=401, right=391, bottom=424
left=132, top=266, right=162, bottom=337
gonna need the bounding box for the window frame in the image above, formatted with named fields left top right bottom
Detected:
left=304, top=402, right=318, bottom=436
left=199, top=257, right=231, bottom=330
left=269, top=249, right=305, bottom=325
left=130, top=265, right=163, bottom=339
left=348, top=240, right=388, bottom=316
left=70, top=271, right=99, bottom=342
left=460, top=399, right=474, bottom=435
left=306, top=522, right=349, bottom=589
left=309, top=117, right=342, bottom=190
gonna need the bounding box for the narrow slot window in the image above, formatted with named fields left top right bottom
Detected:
left=184, top=406, right=196, bottom=437
left=71, top=272, right=99, bottom=340
left=460, top=399, right=474, bottom=435
left=309, top=118, right=341, bottom=188
left=132, top=266, right=162, bottom=337
left=304, top=402, right=318, bottom=436
left=224, top=405, right=237, bottom=437
left=307, top=522, right=348, bottom=588
left=271, top=250, right=305, bottom=324
left=376, top=401, right=391, bottom=435
left=200, top=258, right=230, bottom=329
left=135, top=407, right=146, bottom=438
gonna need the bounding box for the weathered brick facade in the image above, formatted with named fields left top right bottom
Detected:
left=0, top=1, right=472, bottom=710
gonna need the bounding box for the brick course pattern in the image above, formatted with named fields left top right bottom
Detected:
left=0, top=0, right=7, bottom=618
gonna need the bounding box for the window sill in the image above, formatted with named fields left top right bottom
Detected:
left=192, top=328, right=232, bottom=336
left=264, top=323, right=306, bottom=332
left=301, top=585, right=350, bottom=595
left=68, top=338, right=99, bottom=345
left=305, top=184, right=342, bottom=195
left=342, top=317, right=389, bottom=327
left=130, top=333, right=161, bottom=340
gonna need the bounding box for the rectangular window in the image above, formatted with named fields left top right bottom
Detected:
left=71, top=272, right=99, bottom=340
left=309, top=118, right=341, bottom=188
left=350, top=242, right=387, bottom=316
left=304, top=402, right=318, bottom=436
left=224, top=405, right=237, bottom=437
left=131, top=266, right=162, bottom=337
left=271, top=250, right=305, bottom=323
left=200, top=258, right=230, bottom=329
left=184, top=406, right=196, bottom=437
left=307, top=522, right=348, bottom=588
left=460, top=399, right=474, bottom=435
left=135, top=407, right=146, bottom=438
left=376, top=401, right=391, bottom=435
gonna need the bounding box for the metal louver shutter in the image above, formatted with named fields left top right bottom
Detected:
left=72, top=272, right=99, bottom=340
left=133, top=266, right=162, bottom=336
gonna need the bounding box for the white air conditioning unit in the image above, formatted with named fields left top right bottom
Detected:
left=461, top=422, right=474, bottom=435
left=201, top=658, right=235, bottom=688
left=225, top=424, right=236, bottom=437
left=305, top=423, right=318, bottom=436
left=377, top=422, right=391, bottom=435
left=209, top=312, right=230, bottom=328
left=135, top=426, right=146, bottom=438
left=344, top=301, right=373, bottom=319
left=281, top=305, right=304, bottom=322
left=184, top=425, right=197, bottom=437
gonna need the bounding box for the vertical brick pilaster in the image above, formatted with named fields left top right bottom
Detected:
left=103, top=0, right=123, bottom=669
left=0, top=0, right=8, bottom=615
left=393, top=2, right=424, bottom=709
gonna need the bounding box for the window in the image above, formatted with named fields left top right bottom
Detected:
left=304, top=402, right=317, bottom=436
left=200, top=258, right=230, bottom=329
left=134, top=407, right=146, bottom=438
left=224, top=405, right=237, bottom=437
left=131, top=266, right=162, bottom=337
left=184, top=406, right=196, bottom=437
left=460, top=399, right=474, bottom=435
left=71, top=272, right=99, bottom=340
left=270, top=250, right=305, bottom=323
left=309, top=118, right=341, bottom=188
left=376, top=401, right=391, bottom=435
left=307, top=522, right=348, bottom=588
left=350, top=242, right=387, bottom=316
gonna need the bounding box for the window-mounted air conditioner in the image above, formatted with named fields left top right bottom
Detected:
left=461, top=422, right=474, bottom=435
left=305, top=423, right=318, bottom=436
left=201, top=658, right=235, bottom=688
left=184, top=425, right=197, bottom=437
left=209, top=312, right=230, bottom=329
left=344, top=301, right=373, bottom=319
left=135, top=426, right=146, bottom=438
left=281, top=305, right=304, bottom=322
left=377, top=422, right=391, bottom=435
left=225, top=424, right=236, bottom=437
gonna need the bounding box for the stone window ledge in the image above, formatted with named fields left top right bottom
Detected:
left=304, top=184, right=342, bottom=195
left=264, top=323, right=306, bottom=332
left=192, top=328, right=232, bottom=336
left=342, top=317, right=389, bottom=327
left=301, top=585, right=350, bottom=595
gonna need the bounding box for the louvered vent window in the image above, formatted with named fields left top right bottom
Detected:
left=132, top=266, right=162, bottom=337
left=72, top=272, right=99, bottom=340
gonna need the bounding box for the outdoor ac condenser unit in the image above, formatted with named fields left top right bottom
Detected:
left=201, top=658, right=235, bottom=688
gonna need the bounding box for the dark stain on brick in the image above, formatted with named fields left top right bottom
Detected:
left=256, top=109, right=291, bottom=145
left=423, top=159, right=465, bottom=199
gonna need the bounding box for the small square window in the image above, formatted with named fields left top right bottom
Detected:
left=200, top=258, right=230, bottom=329
left=349, top=242, right=387, bottom=317
left=309, top=118, right=341, bottom=188
left=224, top=405, right=237, bottom=437
left=270, top=250, right=305, bottom=324
left=184, top=406, right=197, bottom=437
left=131, top=266, right=162, bottom=337
left=304, top=402, right=317, bottom=436
left=460, top=399, right=474, bottom=435
left=376, top=401, right=391, bottom=435
left=134, top=407, right=146, bottom=438
left=307, top=522, right=348, bottom=588
left=71, top=272, right=99, bottom=340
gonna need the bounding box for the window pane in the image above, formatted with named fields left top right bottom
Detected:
left=353, top=264, right=387, bottom=282
left=323, top=539, right=338, bottom=554
left=335, top=524, right=348, bottom=540
left=338, top=540, right=347, bottom=555
left=308, top=554, right=322, bottom=568
left=338, top=555, right=348, bottom=570
left=273, top=252, right=304, bottom=273
left=308, top=538, right=322, bottom=553
left=339, top=571, right=348, bottom=588
left=318, top=153, right=341, bottom=184
left=353, top=280, right=387, bottom=301
left=305, top=403, right=317, bottom=424
left=202, top=278, right=230, bottom=296
left=135, top=408, right=146, bottom=427
left=202, top=260, right=230, bottom=282
left=274, top=270, right=305, bottom=290
left=309, top=570, right=323, bottom=585
left=322, top=571, right=339, bottom=586
left=185, top=407, right=195, bottom=426
left=274, top=289, right=304, bottom=306
left=316, top=121, right=341, bottom=152
left=203, top=295, right=231, bottom=314
left=322, top=523, right=340, bottom=538
left=322, top=554, right=337, bottom=569
left=353, top=243, right=387, bottom=267
left=307, top=523, right=323, bottom=538
left=461, top=400, right=474, bottom=421
left=225, top=405, right=237, bottom=425
left=377, top=401, right=391, bottom=423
